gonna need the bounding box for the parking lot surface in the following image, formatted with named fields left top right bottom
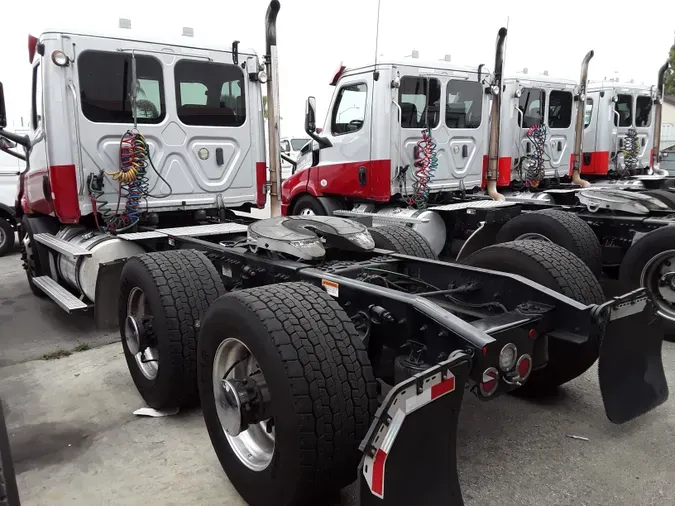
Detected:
left=1, top=245, right=675, bottom=505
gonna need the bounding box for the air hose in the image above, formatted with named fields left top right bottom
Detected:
left=620, top=127, right=640, bottom=175
left=408, top=126, right=438, bottom=209
left=523, top=124, right=547, bottom=187
left=89, top=130, right=172, bottom=233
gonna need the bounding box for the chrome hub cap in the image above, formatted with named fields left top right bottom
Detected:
left=299, top=208, right=315, bottom=216
left=642, top=250, right=675, bottom=321
left=126, top=287, right=159, bottom=380
left=213, top=338, right=274, bottom=471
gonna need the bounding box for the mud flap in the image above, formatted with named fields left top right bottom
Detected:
left=94, top=259, right=125, bottom=330
left=358, top=353, right=470, bottom=506
left=597, top=288, right=668, bottom=424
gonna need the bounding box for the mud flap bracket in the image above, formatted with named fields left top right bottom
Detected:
left=597, top=288, right=668, bottom=424
left=358, top=352, right=471, bottom=506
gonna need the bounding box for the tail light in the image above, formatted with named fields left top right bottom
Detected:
left=479, top=368, right=499, bottom=396
left=516, top=355, right=532, bottom=381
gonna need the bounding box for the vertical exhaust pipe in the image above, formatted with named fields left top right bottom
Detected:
left=652, top=60, right=670, bottom=176
left=265, top=1, right=281, bottom=216
left=486, top=28, right=507, bottom=201
left=571, top=50, right=594, bottom=187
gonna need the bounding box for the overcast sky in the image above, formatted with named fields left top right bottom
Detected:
left=1, top=0, right=673, bottom=133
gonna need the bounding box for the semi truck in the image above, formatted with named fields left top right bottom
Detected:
left=0, top=3, right=670, bottom=505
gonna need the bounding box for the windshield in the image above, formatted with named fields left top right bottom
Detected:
left=290, top=138, right=310, bottom=151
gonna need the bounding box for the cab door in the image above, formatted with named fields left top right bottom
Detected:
left=634, top=94, right=653, bottom=166
left=544, top=88, right=574, bottom=178
left=314, top=72, right=376, bottom=200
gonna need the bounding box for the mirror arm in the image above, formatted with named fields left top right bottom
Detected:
left=280, top=152, right=297, bottom=172
left=307, top=131, right=332, bottom=149
left=0, top=144, right=27, bottom=162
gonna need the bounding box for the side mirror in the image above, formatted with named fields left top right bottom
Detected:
left=305, top=96, right=317, bottom=134
left=0, top=82, right=7, bottom=129
left=303, top=96, right=332, bottom=149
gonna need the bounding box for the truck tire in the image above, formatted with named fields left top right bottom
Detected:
left=643, top=189, right=675, bottom=209
left=369, top=225, right=437, bottom=259
left=464, top=240, right=605, bottom=394
left=119, top=250, right=226, bottom=410
left=619, top=226, right=675, bottom=341
left=198, top=282, right=378, bottom=506
left=291, top=195, right=342, bottom=216
left=496, top=209, right=602, bottom=275
left=0, top=401, right=21, bottom=506
left=0, top=219, right=14, bottom=257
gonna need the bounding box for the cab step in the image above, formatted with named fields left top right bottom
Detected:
left=33, top=233, right=92, bottom=257
left=31, top=276, right=90, bottom=312
left=117, top=222, right=249, bottom=241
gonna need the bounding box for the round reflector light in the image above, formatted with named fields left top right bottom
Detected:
left=479, top=367, right=499, bottom=397
left=516, top=354, right=533, bottom=380
left=499, top=343, right=517, bottom=371
left=51, top=50, right=70, bottom=67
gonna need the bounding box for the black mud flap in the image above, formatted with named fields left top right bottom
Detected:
left=358, top=353, right=470, bottom=506
left=94, top=259, right=125, bottom=330
left=597, top=288, right=668, bottom=424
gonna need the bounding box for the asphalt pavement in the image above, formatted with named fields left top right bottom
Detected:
left=1, top=243, right=675, bottom=505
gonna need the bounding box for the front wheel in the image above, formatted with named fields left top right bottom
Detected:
left=198, top=282, right=378, bottom=506
left=0, top=218, right=14, bottom=257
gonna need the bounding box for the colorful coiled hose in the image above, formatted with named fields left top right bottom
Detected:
left=408, top=126, right=438, bottom=209
left=619, top=127, right=640, bottom=175
left=523, top=124, right=547, bottom=187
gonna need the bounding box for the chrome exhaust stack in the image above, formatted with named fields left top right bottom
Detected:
left=265, top=1, right=281, bottom=216
left=486, top=28, right=507, bottom=201
left=652, top=60, right=670, bottom=176
left=571, top=50, right=594, bottom=188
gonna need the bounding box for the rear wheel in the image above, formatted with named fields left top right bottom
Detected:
left=369, top=224, right=437, bottom=259
left=619, top=226, right=675, bottom=342
left=198, top=282, right=378, bottom=506
left=119, top=250, right=226, bottom=409
left=464, top=240, right=605, bottom=394
left=643, top=189, right=675, bottom=209
left=0, top=218, right=14, bottom=257
left=495, top=209, right=602, bottom=274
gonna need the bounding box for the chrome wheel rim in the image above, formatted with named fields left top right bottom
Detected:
left=299, top=208, right=315, bottom=216
left=125, top=287, right=159, bottom=380
left=641, top=249, right=675, bottom=322
left=213, top=338, right=275, bottom=471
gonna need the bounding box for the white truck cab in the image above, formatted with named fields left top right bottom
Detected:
left=21, top=28, right=267, bottom=227
left=285, top=59, right=491, bottom=215
left=280, top=135, right=310, bottom=180
left=499, top=74, right=577, bottom=187
left=583, top=81, right=657, bottom=176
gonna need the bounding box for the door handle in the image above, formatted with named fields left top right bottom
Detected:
left=358, top=166, right=367, bottom=186
left=462, top=145, right=468, bottom=158
left=557, top=141, right=562, bottom=152
left=526, top=142, right=531, bottom=154
left=641, top=138, right=646, bottom=147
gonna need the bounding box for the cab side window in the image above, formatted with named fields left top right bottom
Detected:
left=331, top=83, right=367, bottom=135
left=518, top=88, right=545, bottom=128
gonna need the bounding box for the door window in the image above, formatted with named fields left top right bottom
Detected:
left=331, top=82, right=368, bottom=135
left=635, top=96, right=652, bottom=127
left=399, top=76, right=441, bottom=129
left=446, top=79, right=483, bottom=129
left=518, top=88, right=545, bottom=128
left=547, top=90, right=573, bottom=129
left=584, top=98, right=593, bottom=128
left=614, top=94, right=632, bottom=127
left=78, top=50, right=165, bottom=124
left=175, top=60, right=246, bottom=127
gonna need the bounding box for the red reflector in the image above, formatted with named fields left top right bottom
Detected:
left=479, top=367, right=499, bottom=396
left=28, top=34, right=39, bottom=63
left=430, top=376, right=455, bottom=399
left=516, top=355, right=532, bottom=380
left=482, top=346, right=488, bottom=356
left=528, top=328, right=537, bottom=339
left=372, top=448, right=388, bottom=496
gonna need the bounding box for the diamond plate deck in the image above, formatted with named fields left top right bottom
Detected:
left=430, top=200, right=517, bottom=212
